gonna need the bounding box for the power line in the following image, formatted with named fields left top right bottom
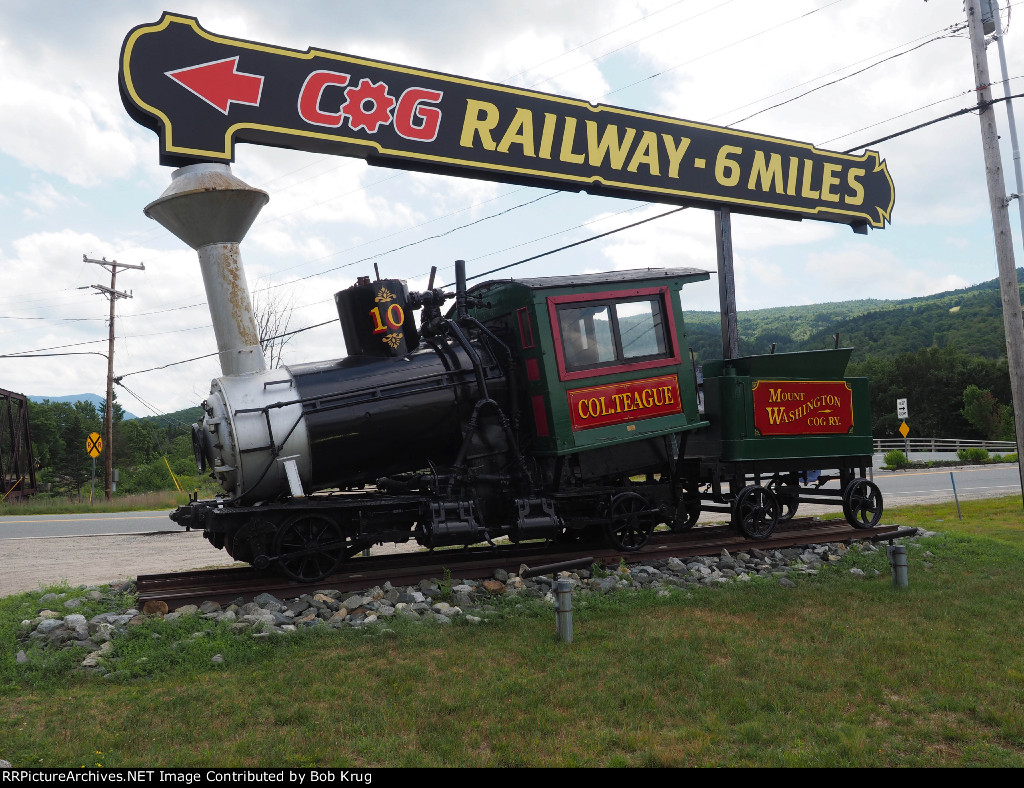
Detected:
left=729, top=29, right=964, bottom=126
left=842, top=91, right=1024, bottom=153
left=602, top=0, right=847, bottom=100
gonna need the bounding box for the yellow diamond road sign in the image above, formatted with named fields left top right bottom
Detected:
left=899, top=421, right=910, bottom=439
left=86, top=432, right=103, bottom=458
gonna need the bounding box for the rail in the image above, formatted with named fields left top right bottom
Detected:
left=873, top=438, right=1017, bottom=453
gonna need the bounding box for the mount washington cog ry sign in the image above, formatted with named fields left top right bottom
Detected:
left=119, top=12, right=895, bottom=230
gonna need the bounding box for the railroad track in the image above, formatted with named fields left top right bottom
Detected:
left=136, top=518, right=903, bottom=609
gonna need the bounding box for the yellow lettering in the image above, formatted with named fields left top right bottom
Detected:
left=747, top=151, right=785, bottom=194
left=786, top=156, right=799, bottom=196
left=538, top=113, right=557, bottom=159
left=578, top=400, right=589, bottom=420
left=821, top=163, right=842, bottom=203
left=627, top=130, right=660, bottom=175
left=653, top=387, right=665, bottom=407
left=586, top=121, right=636, bottom=170
left=766, top=407, right=786, bottom=425
left=560, top=117, right=585, bottom=164
left=845, top=168, right=865, bottom=206
left=496, top=108, right=535, bottom=157
left=459, top=100, right=500, bottom=150
left=641, top=389, right=654, bottom=408
left=800, top=159, right=820, bottom=199
left=715, top=145, right=743, bottom=187
left=661, top=135, right=691, bottom=179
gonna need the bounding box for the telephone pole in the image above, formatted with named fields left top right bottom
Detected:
left=965, top=0, right=1024, bottom=509
left=82, top=255, right=145, bottom=501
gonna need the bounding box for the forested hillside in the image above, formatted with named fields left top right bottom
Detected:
left=682, top=270, right=1022, bottom=439
left=683, top=269, right=1024, bottom=362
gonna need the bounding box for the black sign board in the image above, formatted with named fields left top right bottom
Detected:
left=120, top=13, right=895, bottom=230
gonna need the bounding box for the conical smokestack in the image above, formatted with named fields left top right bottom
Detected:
left=145, top=163, right=268, bottom=376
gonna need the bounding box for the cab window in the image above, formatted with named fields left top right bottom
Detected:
left=557, top=295, right=668, bottom=373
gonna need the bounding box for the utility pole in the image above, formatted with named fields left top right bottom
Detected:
left=715, top=208, right=739, bottom=359
left=965, top=0, right=1024, bottom=509
left=82, top=255, right=145, bottom=501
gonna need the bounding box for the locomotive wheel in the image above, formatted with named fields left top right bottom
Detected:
left=605, top=492, right=656, bottom=551
left=766, top=477, right=800, bottom=522
left=273, top=514, right=348, bottom=583
left=842, top=479, right=883, bottom=529
left=669, top=482, right=702, bottom=531
left=732, top=485, right=780, bottom=540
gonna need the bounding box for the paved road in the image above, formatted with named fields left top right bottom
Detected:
left=871, top=463, right=1021, bottom=507
left=0, top=510, right=178, bottom=540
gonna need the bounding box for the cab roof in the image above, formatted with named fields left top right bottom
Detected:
left=468, top=267, right=711, bottom=293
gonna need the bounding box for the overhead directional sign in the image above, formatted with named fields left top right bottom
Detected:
left=119, top=13, right=895, bottom=230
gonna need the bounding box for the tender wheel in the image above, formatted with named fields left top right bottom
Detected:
left=605, top=492, right=656, bottom=551
left=669, top=482, right=702, bottom=531
left=843, top=479, right=883, bottom=529
left=273, top=514, right=348, bottom=583
left=766, top=477, right=800, bottom=522
left=732, top=485, right=780, bottom=540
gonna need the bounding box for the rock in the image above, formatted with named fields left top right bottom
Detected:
left=778, top=577, right=797, bottom=589
left=0, top=759, right=12, bottom=768
left=482, top=580, right=505, bottom=594
left=142, top=600, right=169, bottom=616
left=15, top=651, right=28, bottom=664
left=211, top=654, right=224, bottom=664
left=253, top=592, right=285, bottom=611
left=36, top=618, right=63, bottom=635
left=341, top=594, right=370, bottom=610
left=850, top=568, right=866, bottom=577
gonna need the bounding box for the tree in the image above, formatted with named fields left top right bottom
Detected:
left=251, top=278, right=296, bottom=369
left=962, top=385, right=1015, bottom=441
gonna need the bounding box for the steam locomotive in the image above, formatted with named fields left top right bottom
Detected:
left=170, top=261, right=883, bottom=582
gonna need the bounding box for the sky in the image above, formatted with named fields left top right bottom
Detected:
left=0, top=0, right=1020, bottom=415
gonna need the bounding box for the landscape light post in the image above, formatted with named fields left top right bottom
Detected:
left=965, top=0, right=1024, bottom=509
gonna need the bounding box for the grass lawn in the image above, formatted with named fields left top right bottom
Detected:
left=1, top=496, right=1022, bottom=767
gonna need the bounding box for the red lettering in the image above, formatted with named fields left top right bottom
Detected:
left=394, top=87, right=443, bottom=141
left=298, top=71, right=350, bottom=127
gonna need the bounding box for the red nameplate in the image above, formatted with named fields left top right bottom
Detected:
left=568, top=375, right=682, bottom=431
left=752, top=380, right=854, bottom=435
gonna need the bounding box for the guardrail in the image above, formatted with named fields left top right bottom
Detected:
left=873, top=438, right=1017, bottom=453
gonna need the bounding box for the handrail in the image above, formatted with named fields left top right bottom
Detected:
left=873, top=438, right=1017, bottom=453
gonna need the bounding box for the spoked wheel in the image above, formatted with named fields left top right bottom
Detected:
left=669, top=481, right=702, bottom=531
left=732, top=485, right=780, bottom=540
left=605, top=491, right=656, bottom=551
left=273, top=513, right=349, bottom=582
left=842, top=478, right=884, bottom=529
left=766, top=477, right=800, bottom=522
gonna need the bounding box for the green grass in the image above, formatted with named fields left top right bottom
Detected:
left=0, top=496, right=1022, bottom=767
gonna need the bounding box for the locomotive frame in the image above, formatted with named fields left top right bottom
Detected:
left=171, top=261, right=883, bottom=583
